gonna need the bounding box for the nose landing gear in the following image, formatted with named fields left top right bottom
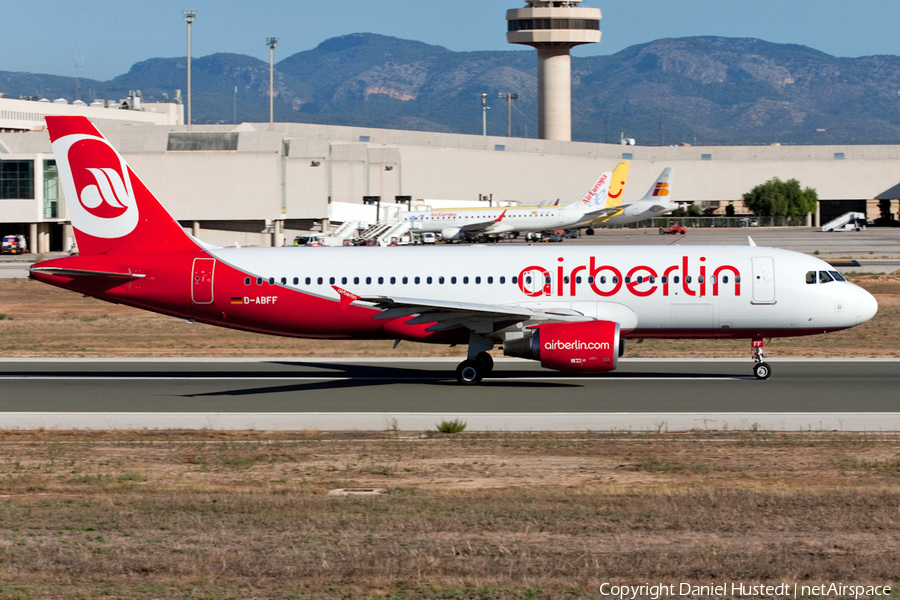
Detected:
left=751, top=338, right=771, bottom=380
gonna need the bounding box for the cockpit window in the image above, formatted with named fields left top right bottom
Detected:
left=830, top=270, right=846, bottom=282
left=818, top=271, right=834, bottom=283
left=806, top=271, right=817, bottom=284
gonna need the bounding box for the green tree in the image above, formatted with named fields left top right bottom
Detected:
left=742, top=177, right=818, bottom=219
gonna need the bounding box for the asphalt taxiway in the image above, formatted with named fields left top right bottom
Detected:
left=2, top=358, right=898, bottom=431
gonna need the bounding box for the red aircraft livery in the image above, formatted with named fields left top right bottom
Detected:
left=30, top=117, right=877, bottom=383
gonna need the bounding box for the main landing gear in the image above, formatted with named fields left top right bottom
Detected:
left=455, top=332, right=495, bottom=384
left=751, top=338, right=771, bottom=380
left=456, top=352, right=494, bottom=384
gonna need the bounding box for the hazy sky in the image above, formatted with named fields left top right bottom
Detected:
left=4, top=0, right=900, bottom=81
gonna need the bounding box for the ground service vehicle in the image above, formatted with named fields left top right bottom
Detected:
left=660, top=223, right=687, bottom=235
left=31, top=117, right=877, bottom=383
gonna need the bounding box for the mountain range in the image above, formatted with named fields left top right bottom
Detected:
left=3, top=33, right=900, bottom=145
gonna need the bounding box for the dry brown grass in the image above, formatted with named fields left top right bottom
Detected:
left=1, top=430, right=899, bottom=598
left=1, top=274, right=898, bottom=358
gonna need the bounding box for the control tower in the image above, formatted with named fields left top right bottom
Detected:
left=507, top=1, right=601, bottom=141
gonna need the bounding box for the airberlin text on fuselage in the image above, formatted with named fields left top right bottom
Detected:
left=517, top=255, right=742, bottom=298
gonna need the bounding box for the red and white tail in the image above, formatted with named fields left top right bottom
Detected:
left=46, top=116, right=197, bottom=255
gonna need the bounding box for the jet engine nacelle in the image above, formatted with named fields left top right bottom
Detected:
left=440, top=227, right=465, bottom=241
left=503, top=320, right=621, bottom=374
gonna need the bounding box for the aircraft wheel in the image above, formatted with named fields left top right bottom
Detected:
left=586, top=228, right=595, bottom=236
left=456, top=360, right=484, bottom=384
left=475, top=352, right=494, bottom=373
left=753, top=362, right=772, bottom=380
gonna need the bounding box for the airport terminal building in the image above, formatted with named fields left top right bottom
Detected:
left=1, top=112, right=899, bottom=251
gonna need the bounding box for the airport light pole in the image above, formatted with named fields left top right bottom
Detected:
left=183, top=10, right=196, bottom=131
left=498, top=92, right=518, bottom=137
left=267, top=37, right=279, bottom=132
left=481, top=93, right=490, bottom=136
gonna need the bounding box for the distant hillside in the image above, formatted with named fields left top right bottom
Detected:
left=4, top=33, right=900, bottom=145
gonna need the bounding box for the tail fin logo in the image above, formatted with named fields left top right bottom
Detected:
left=53, top=134, right=139, bottom=239
left=581, top=173, right=610, bottom=207
left=653, top=182, right=670, bottom=197
left=80, top=168, right=129, bottom=218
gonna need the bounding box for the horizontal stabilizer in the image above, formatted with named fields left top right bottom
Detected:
left=31, top=266, right=146, bottom=279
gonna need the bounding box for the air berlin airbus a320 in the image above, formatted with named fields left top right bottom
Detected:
left=32, top=117, right=877, bottom=383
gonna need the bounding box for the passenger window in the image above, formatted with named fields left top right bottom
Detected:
left=451, top=276, right=457, bottom=284
left=366, top=277, right=372, bottom=285
left=649, top=277, right=655, bottom=284
left=544, top=276, right=551, bottom=284
left=244, top=277, right=250, bottom=286
left=426, top=276, right=432, bottom=284
left=305, top=277, right=311, bottom=285
left=500, top=276, right=506, bottom=284
left=463, top=277, right=469, bottom=284
left=487, top=276, right=493, bottom=284
left=830, top=271, right=846, bottom=282
left=722, top=276, right=728, bottom=284
left=661, top=276, right=667, bottom=284
left=708, top=276, right=715, bottom=284
left=564, top=276, right=570, bottom=284
left=293, top=277, right=299, bottom=285
left=612, top=276, right=618, bottom=284
left=475, top=276, right=481, bottom=284
left=354, top=277, right=360, bottom=285
left=819, top=271, right=834, bottom=283
left=378, top=277, right=384, bottom=285
left=588, top=276, right=594, bottom=284
left=625, top=276, right=631, bottom=284
left=256, top=277, right=263, bottom=285
left=329, top=277, right=335, bottom=285
left=735, top=276, right=741, bottom=284
left=317, top=277, right=323, bottom=285
left=698, top=276, right=704, bottom=284
left=402, top=276, right=408, bottom=284
left=575, top=276, right=582, bottom=284
left=390, top=277, right=396, bottom=284
left=685, top=276, right=692, bottom=284
left=806, top=271, right=817, bottom=284
left=281, top=277, right=287, bottom=285
left=512, top=276, right=518, bottom=284
left=525, top=275, right=532, bottom=284
left=414, top=276, right=420, bottom=284
left=439, top=276, right=445, bottom=284
left=341, top=277, right=347, bottom=285
left=269, top=277, right=275, bottom=285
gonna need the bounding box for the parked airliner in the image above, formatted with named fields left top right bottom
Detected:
left=402, top=162, right=631, bottom=240
left=578, top=167, right=679, bottom=231
left=31, top=117, right=877, bottom=383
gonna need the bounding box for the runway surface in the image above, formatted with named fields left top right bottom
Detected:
left=2, top=358, right=898, bottom=431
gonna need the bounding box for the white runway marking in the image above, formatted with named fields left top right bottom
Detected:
left=0, top=375, right=744, bottom=382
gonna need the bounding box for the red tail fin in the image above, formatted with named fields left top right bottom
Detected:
left=46, top=116, right=197, bottom=255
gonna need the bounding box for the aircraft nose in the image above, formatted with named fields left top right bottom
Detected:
left=855, top=287, right=878, bottom=325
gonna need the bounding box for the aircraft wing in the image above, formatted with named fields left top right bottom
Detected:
left=351, top=292, right=599, bottom=333
left=457, top=210, right=508, bottom=234
left=580, top=205, right=627, bottom=220
left=359, top=294, right=533, bottom=332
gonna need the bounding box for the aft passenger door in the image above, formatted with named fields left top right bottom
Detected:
left=191, top=257, right=216, bottom=305
left=751, top=257, right=776, bottom=304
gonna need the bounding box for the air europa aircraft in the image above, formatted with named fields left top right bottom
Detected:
left=32, top=117, right=878, bottom=383
left=402, top=161, right=631, bottom=240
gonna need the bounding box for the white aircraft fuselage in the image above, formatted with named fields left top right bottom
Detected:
left=31, top=117, right=877, bottom=383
